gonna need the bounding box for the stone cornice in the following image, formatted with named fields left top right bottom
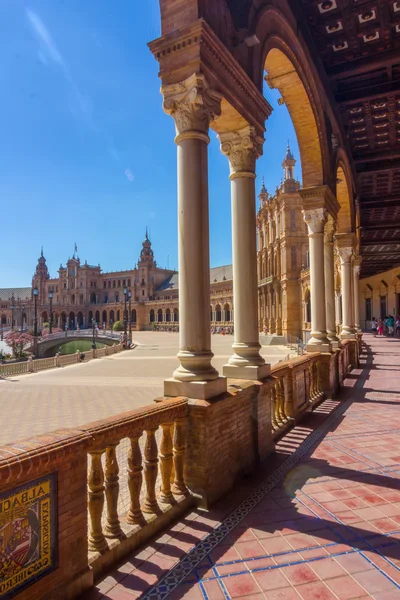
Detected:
left=299, top=185, right=341, bottom=219
left=335, top=232, right=356, bottom=251
left=149, top=19, right=272, bottom=133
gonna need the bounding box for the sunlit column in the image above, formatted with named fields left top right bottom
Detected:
left=302, top=208, right=331, bottom=352
left=162, top=74, right=226, bottom=399
left=336, top=235, right=356, bottom=339
left=219, top=126, right=270, bottom=380
left=324, top=217, right=340, bottom=348
left=353, top=257, right=362, bottom=333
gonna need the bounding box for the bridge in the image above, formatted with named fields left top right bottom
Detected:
left=34, top=330, right=123, bottom=357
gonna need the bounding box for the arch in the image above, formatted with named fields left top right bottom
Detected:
left=165, top=308, right=171, bottom=322
left=90, top=293, right=96, bottom=304
left=109, top=310, right=115, bottom=324
left=157, top=308, right=163, bottom=322
left=88, top=310, right=93, bottom=325
left=1, top=314, right=6, bottom=325
left=71, top=294, right=75, bottom=305
left=149, top=309, right=155, bottom=323
left=61, top=312, right=67, bottom=327
left=223, top=303, right=231, bottom=322
left=102, top=310, right=107, bottom=325
left=173, top=308, right=179, bottom=322
left=41, top=311, right=48, bottom=323
left=128, top=278, right=131, bottom=287
left=95, top=310, right=100, bottom=323
left=116, top=310, right=120, bottom=321
left=336, top=162, right=353, bottom=234
left=215, top=304, right=222, bottom=322
left=76, top=311, right=83, bottom=328
left=131, top=309, right=137, bottom=323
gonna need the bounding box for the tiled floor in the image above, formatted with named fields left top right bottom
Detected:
left=84, top=334, right=400, bottom=599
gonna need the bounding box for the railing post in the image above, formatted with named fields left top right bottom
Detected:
left=142, top=428, right=160, bottom=513
left=104, top=444, right=123, bottom=538
left=76, top=350, right=80, bottom=363
left=277, top=378, right=287, bottom=424
left=88, top=450, right=107, bottom=552
left=271, top=384, right=278, bottom=432
left=127, top=435, right=144, bottom=524
left=28, top=356, right=34, bottom=373
left=172, top=417, right=188, bottom=496
left=159, top=423, right=174, bottom=504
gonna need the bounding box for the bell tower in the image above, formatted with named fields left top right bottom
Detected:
left=137, top=229, right=156, bottom=300
left=32, top=247, right=50, bottom=301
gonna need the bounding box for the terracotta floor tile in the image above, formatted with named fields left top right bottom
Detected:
left=309, top=557, right=347, bottom=580
left=223, top=573, right=261, bottom=598
left=166, top=583, right=205, bottom=600
left=326, top=574, right=369, bottom=599
left=253, top=568, right=290, bottom=591
left=261, top=536, right=294, bottom=555
left=201, top=580, right=227, bottom=599
left=352, top=568, right=396, bottom=594
left=264, top=587, right=301, bottom=599
left=334, top=553, right=372, bottom=574
left=235, top=540, right=267, bottom=560
left=282, top=563, right=319, bottom=586
left=295, top=580, right=337, bottom=599
left=102, top=585, right=140, bottom=599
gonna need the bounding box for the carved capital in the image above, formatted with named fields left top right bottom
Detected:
left=324, top=217, right=336, bottom=243
left=218, top=126, right=264, bottom=174
left=162, top=73, right=222, bottom=137
left=338, top=246, right=353, bottom=264
left=303, top=207, right=327, bottom=235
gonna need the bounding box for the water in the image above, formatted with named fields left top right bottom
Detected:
left=46, top=340, right=106, bottom=356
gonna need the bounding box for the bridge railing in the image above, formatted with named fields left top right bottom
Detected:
left=41, top=330, right=122, bottom=342
left=0, top=343, right=125, bottom=377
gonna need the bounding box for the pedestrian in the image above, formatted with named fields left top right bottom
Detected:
left=371, top=317, right=377, bottom=336
left=377, top=318, right=384, bottom=336
left=396, top=316, right=400, bottom=338
left=387, top=315, right=395, bottom=336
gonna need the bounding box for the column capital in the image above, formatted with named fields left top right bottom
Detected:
left=337, top=246, right=353, bottom=264
left=218, top=126, right=264, bottom=176
left=335, top=232, right=356, bottom=263
left=324, top=216, right=336, bottom=244
left=162, top=73, right=222, bottom=138
left=299, top=185, right=340, bottom=218
left=302, top=207, right=327, bottom=235
left=353, top=256, right=362, bottom=276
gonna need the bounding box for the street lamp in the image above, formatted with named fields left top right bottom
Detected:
left=11, top=305, right=15, bottom=331
left=128, top=290, right=132, bottom=339
left=33, top=287, right=39, bottom=356
left=123, top=287, right=128, bottom=342
left=92, top=319, right=96, bottom=350
left=21, top=304, right=25, bottom=333
left=49, top=291, right=53, bottom=334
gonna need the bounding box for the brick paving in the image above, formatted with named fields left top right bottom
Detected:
left=0, top=332, right=290, bottom=445
left=83, top=334, right=400, bottom=599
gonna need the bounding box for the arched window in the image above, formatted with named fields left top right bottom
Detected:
left=157, top=309, right=163, bottom=322
left=102, top=310, right=107, bottom=325
left=90, top=293, right=96, bottom=304
left=215, top=304, right=222, bottom=322
left=113, top=281, right=116, bottom=288
left=110, top=310, right=115, bottom=323
left=291, top=246, right=297, bottom=271
left=166, top=308, right=171, bottom=322
left=132, top=309, right=137, bottom=323
left=123, top=279, right=126, bottom=287
left=127, top=278, right=131, bottom=287
left=71, top=294, right=75, bottom=304
left=149, top=309, right=155, bottom=323
left=173, top=308, right=179, bottom=322
left=224, top=303, right=231, bottom=322
left=116, top=310, right=120, bottom=321
left=103, top=281, right=107, bottom=288
left=80, top=294, right=84, bottom=305
left=118, top=280, right=121, bottom=287
left=108, top=281, right=111, bottom=289
left=95, top=310, right=100, bottom=323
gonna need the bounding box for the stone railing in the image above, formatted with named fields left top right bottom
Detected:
left=0, top=398, right=190, bottom=600
left=0, top=343, right=124, bottom=377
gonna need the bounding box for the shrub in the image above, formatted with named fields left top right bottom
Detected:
left=4, top=331, right=34, bottom=358
left=112, top=321, right=125, bottom=332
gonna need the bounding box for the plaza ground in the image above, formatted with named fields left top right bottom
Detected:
left=83, top=334, right=400, bottom=599
left=0, top=331, right=292, bottom=445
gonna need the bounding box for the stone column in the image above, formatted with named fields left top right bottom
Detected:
left=353, top=257, right=362, bottom=333
left=219, top=126, right=270, bottom=380
left=336, top=236, right=356, bottom=339
left=324, top=217, right=340, bottom=348
left=162, top=74, right=226, bottom=399
left=302, top=208, right=331, bottom=352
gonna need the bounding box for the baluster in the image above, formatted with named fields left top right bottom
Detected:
left=159, top=423, right=174, bottom=504
left=142, top=428, right=160, bottom=513
left=104, top=444, right=123, bottom=538
left=88, top=450, right=107, bottom=552
left=278, top=378, right=287, bottom=423
left=172, top=417, right=188, bottom=495
left=127, top=434, right=144, bottom=524
left=316, top=361, right=322, bottom=396
left=309, top=364, right=315, bottom=402
left=271, top=385, right=278, bottom=431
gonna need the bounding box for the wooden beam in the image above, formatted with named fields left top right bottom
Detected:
left=360, top=198, right=400, bottom=208
left=355, top=150, right=400, bottom=165
left=327, top=49, right=400, bottom=81
left=356, top=158, right=400, bottom=172
left=360, top=224, right=400, bottom=231
left=336, top=80, right=400, bottom=104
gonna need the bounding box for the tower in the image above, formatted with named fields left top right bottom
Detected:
left=259, top=177, right=269, bottom=206
left=137, top=229, right=156, bottom=300
left=282, top=141, right=296, bottom=181
left=32, top=247, right=50, bottom=300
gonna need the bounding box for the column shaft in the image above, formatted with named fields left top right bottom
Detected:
left=353, top=260, right=361, bottom=332
left=337, top=246, right=356, bottom=338
left=324, top=220, right=339, bottom=346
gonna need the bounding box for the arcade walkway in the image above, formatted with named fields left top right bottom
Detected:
left=85, top=334, right=400, bottom=600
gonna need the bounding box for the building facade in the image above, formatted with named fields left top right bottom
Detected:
left=0, top=234, right=234, bottom=333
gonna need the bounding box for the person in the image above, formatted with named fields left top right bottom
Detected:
left=377, top=318, right=384, bottom=336
left=371, top=317, right=377, bottom=336
left=396, top=316, right=400, bottom=338
left=387, top=314, right=395, bottom=336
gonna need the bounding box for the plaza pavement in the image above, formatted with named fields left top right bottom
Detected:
left=0, top=331, right=291, bottom=445
left=83, top=334, right=400, bottom=600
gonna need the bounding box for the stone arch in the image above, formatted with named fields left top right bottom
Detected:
left=132, top=309, right=137, bottom=323
left=77, top=312, right=84, bottom=328
left=116, top=310, right=120, bottom=321
left=165, top=308, right=171, bottom=322
left=88, top=311, right=93, bottom=325
left=109, top=310, right=115, bottom=324
left=336, top=160, right=354, bottom=234
left=95, top=310, right=100, bottom=324
left=149, top=309, right=155, bottom=323
left=223, top=303, right=231, bottom=322
left=157, top=308, right=163, bottom=322
left=69, top=311, right=75, bottom=328
left=102, top=310, right=107, bottom=325
left=41, top=311, right=48, bottom=323
left=173, top=308, right=179, bottom=322
left=215, top=304, right=222, bottom=322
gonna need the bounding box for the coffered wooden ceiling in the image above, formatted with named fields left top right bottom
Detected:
left=294, top=0, right=400, bottom=277
left=228, top=0, right=400, bottom=277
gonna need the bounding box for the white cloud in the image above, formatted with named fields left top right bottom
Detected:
left=124, top=168, right=134, bottom=182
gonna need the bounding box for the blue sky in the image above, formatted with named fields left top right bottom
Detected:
left=0, top=0, right=300, bottom=286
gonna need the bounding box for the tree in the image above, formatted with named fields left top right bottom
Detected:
left=112, top=321, right=125, bottom=332
left=4, top=331, right=33, bottom=358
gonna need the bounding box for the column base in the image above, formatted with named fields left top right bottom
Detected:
left=340, top=333, right=356, bottom=340
left=306, top=342, right=332, bottom=353
left=164, top=377, right=227, bottom=400
left=329, top=341, right=340, bottom=350
left=222, top=363, right=271, bottom=381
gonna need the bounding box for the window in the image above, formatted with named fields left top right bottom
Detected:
left=64, top=282, right=67, bottom=289
left=290, top=209, right=296, bottom=231
left=142, top=290, right=145, bottom=296
left=115, top=294, right=119, bottom=303
left=103, top=281, right=107, bottom=288
left=365, top=298, right=372, bottom=322
left=291, top=246, right=297, bottom=271
left=118, top=280, right=121, bottom=287
left=104, top=295, right=108, bottom=303
left=127, top=278, right=131, bottom=286
left=113, top=281, right=116, bottom=288
left=108, top=281, right=111, bottom=289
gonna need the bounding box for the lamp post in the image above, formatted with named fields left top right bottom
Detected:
left=11, top=305, right=15, bottom=331
left=123, top=287, right=128, bottom=342
left=21, top=304, right=25, bottom=333
left=128, top=291, right=132, bottom=339
left=92, top=319, right=96, bottom=350
left=33, top=287, right=39, bottom=356
left=49, top=291, right=53, bottom=334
